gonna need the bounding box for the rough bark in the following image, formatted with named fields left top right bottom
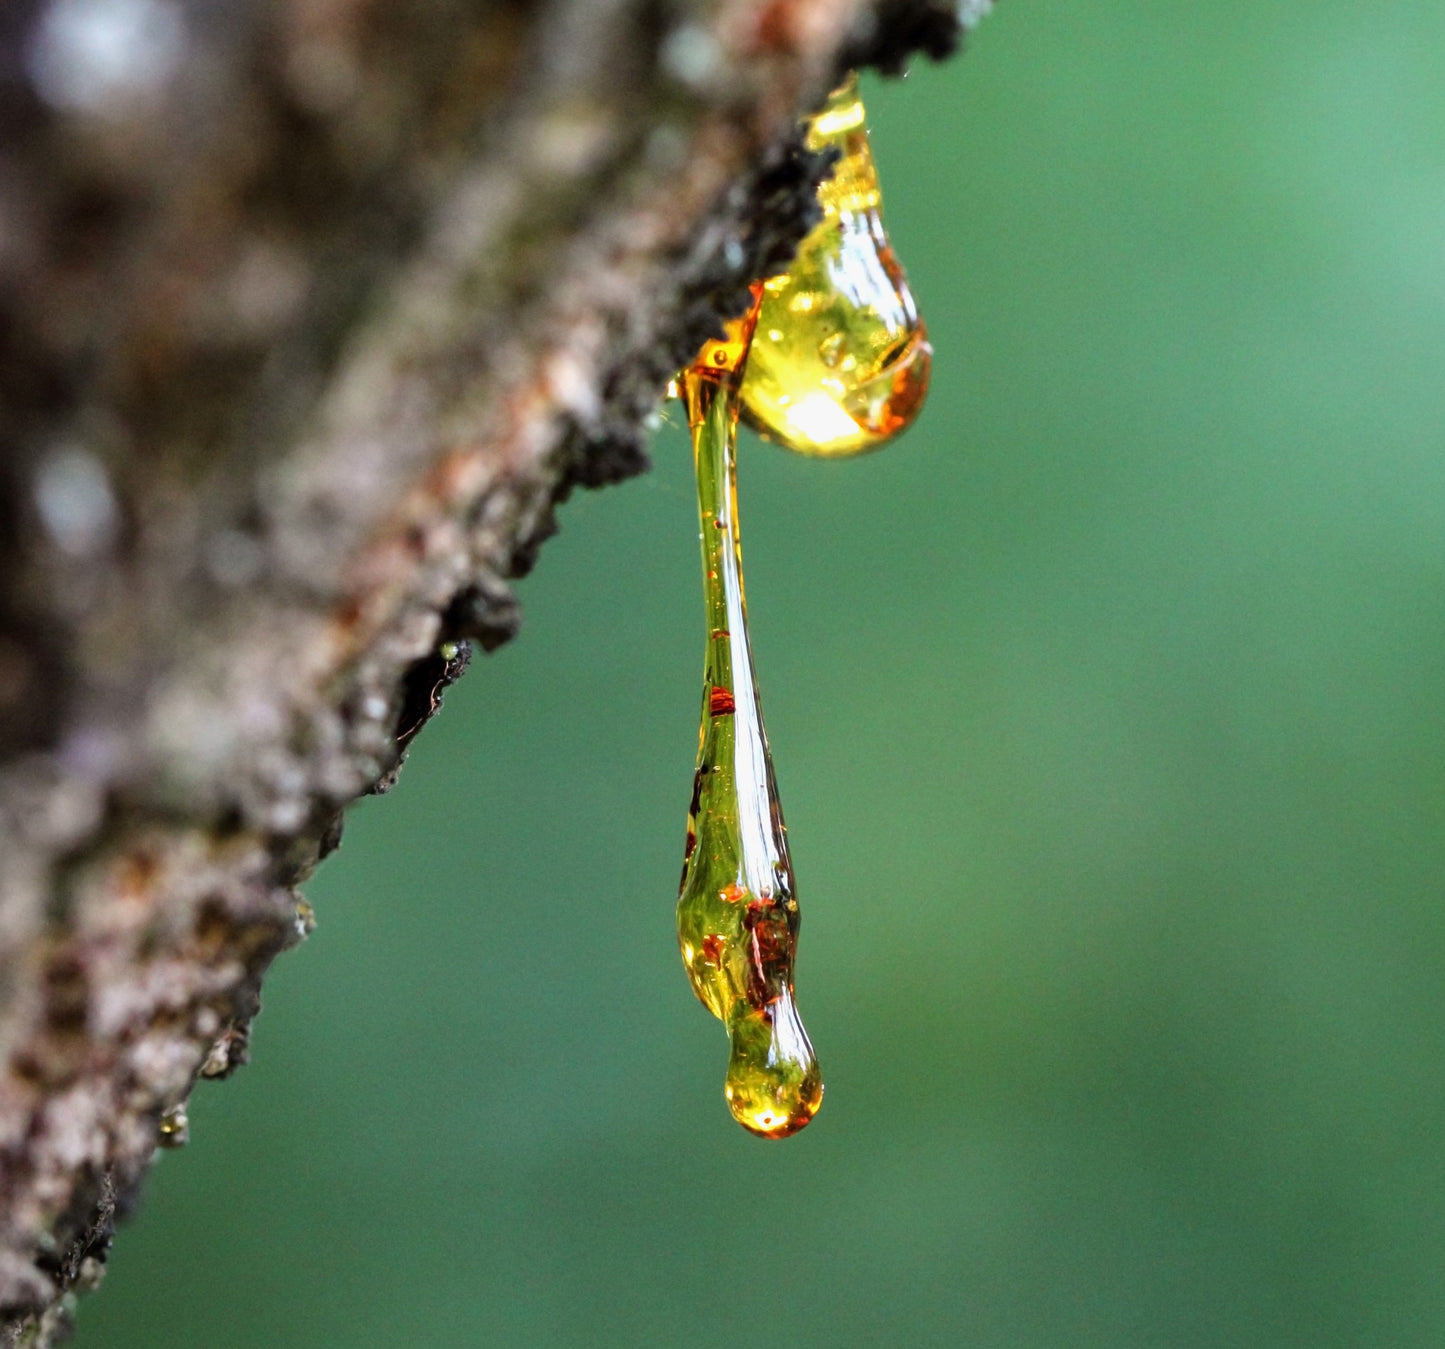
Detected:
left=0, top=0, right=983, bottom=1339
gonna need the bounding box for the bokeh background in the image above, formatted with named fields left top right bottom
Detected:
left=82, top=2, right=1445, bottom=1345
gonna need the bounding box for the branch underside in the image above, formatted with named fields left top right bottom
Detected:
left=0, top=0, right=977, bottom=1338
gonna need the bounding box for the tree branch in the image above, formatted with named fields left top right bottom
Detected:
left=0, top=0, right=981, bottom=1338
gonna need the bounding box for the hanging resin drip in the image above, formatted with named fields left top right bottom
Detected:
left=677, top=297, right=824, bottom=1139
left=670, top=69, right=932, bottom=1135
left=740, top=73, right=932, bottom=456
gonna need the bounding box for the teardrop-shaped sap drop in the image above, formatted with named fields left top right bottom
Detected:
left=740, top=74, right=931, bottom=457
left=724, top=989, right=823, bottom=1139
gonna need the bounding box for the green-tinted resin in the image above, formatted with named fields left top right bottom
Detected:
left=677, top=324, right=823, bottom=1140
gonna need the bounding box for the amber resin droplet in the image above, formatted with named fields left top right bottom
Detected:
left=676, top=299, right=823, bottom=1139
left=157, top=1104, right=189, bottom=1149
left=739, top=73, right=931, bottom=456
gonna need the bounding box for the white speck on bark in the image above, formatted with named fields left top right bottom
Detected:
left=34, top=447, right=118, bottom=560
left=25, top=0, right=187, bottom=114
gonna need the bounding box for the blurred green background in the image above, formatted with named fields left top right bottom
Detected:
left=83, top=2, right=1445, bottom=1345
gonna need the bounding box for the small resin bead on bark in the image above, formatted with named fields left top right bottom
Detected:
left=739, top=74, right=932, bottom=456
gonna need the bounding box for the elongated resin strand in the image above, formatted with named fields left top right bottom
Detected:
left=677, top=305, right=823, bottom=1140
left=740, top=73, right=931, bottom=456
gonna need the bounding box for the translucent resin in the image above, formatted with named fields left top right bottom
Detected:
left=739, top=74, right=932, bottom=456
left=677, top=303, right=823, bottom=1139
